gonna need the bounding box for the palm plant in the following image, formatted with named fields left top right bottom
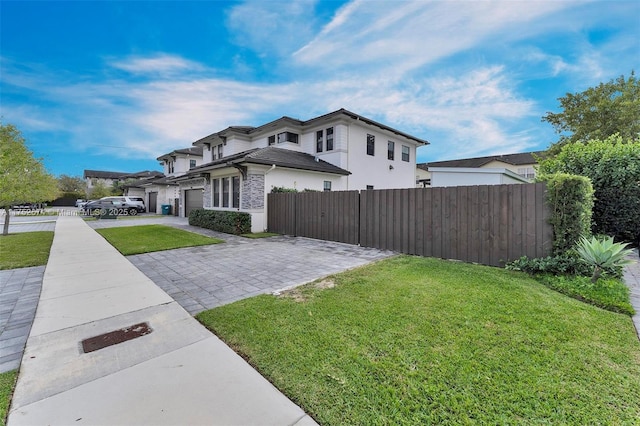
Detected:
left=576, top=236, right=635, bottom=283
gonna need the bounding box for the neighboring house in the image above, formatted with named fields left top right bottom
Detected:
left=84, top=169, right=164, bottom=201
left=83, top=170, right=126, bottom=193
left=137, top=146, right=204, bottom=214
left=172, top=108, right=428, bottom=231
left=416, top=151, right=544, bottom=187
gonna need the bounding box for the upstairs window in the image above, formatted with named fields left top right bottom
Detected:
left=402, top=145, right=410, bottom=162
left=268, top=135, right=276, bottom=146
left=277, top=131, right=299, bottom=144
left=388, top=141, right=395, bottom=160
left=217, top=144, right=223, bottom=159
left=323, top=181, right=332, bottom=192
left=326, top=127, right=334, bottom=151
left=518, top=167, right=536, bottom=179
left=316, top=130, right=323, bottom=153
left=367, top=134, right=375, bottom=156
left=190, top=159, right=197, bottom=169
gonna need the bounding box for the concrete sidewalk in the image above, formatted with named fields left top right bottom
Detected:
left=8, top=215, right=317, bottom=425
left=624, top=248, right=640, bottom=339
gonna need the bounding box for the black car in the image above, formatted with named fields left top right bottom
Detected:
left=82, top=199, right=139, bottom=216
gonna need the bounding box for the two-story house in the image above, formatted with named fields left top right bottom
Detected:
left=173, top=108, right=428, bottom=232
left=134, top=146, right=204, bottom=213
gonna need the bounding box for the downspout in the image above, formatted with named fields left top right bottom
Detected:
left=263, top=165, right=276, bottom=233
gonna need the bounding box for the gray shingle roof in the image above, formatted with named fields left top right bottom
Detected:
left=192, top=108, right=429, bottom=147
left=419, top=151, right=545, bottom=169
left=157, top=146, right=203, bottom=161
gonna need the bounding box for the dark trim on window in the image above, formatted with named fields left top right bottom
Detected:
left=388, top=141, right=395, bottom=160
left=367, top=134, right=375, bottom=156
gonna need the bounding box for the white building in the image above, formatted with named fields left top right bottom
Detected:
left=173, top=108, right=428, bottom=231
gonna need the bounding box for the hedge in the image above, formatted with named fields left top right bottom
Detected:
left=188, top=209, right=251, bottom=235
left=541, top=173, right=594, bottom=255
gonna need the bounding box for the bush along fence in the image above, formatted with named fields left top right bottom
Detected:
left=268, top=183, right=554, bottom=267
left=189, top=209, right=251, bottom=235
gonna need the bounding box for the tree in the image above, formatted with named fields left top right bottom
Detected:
left=537, top=135, right=640, bottom=244
left=0, top=123, right=59, bottom=235
left=58, top=174, right=86, bottom=196
left=543, top=72, right=640, bottom=154
left=88, top=181, right=114, bottom=199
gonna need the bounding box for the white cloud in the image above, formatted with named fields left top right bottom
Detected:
left=294, top=0, right=574, bottom=74
left=225, top=0, right=319, bottom=56
left=110, top=54, right=204, bottom=76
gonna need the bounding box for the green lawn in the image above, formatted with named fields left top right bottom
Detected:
left=0, top=231, right=54, bottom=270
left=96, top=224, right=224, bottom=255
left=0, top=370, right=17, bottom=426
left=240, top=232, right=280, bottom=239
left=197, top=256, right=640, bottom=425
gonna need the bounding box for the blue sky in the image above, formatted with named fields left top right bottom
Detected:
left=2, top=0, right=639, bottom=177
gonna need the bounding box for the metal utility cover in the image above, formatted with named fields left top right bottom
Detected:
left=81, top=322, right=152, bottom=353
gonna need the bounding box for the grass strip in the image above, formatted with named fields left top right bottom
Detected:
left=197, top=256, right=640, bottom=425
left=0, top=370, right=17, bottom=426
left=96, top=224, right=223, bottom=255
left=0, top=231, right=54, bottom=270
left=240, top=232, right=279, bottom=239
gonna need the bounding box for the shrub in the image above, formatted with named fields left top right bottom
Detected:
left=540, top=173, right=594, bottom=255
left=188, top=209, right=251, bottom=235
left=537, top=274, right=635, bottom=316
left=506, top=251, right=591, bottom=276
left=576, top=235, right=634, bottom=283
left=271, top=186, right=298, bottom=193
left=538, top=136, right=640, bottom=244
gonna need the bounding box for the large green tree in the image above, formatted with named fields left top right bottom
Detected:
left=0, top=123, right=59, bottom=235
left=537, top=135, right=640, bottom=244
left=543, top=72, right=640, bottom=154
left=58, top=174, right=86, bottom=196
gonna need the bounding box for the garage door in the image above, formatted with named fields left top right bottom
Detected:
left=184, top=189, right=203, bottom=217
left=148, top=192, right=158, bottom=213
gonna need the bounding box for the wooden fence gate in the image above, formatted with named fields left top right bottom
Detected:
left=267, top=183, right=552, bottom=267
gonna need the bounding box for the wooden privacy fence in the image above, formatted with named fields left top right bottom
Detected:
left=267, top=183, right=553, bottom=267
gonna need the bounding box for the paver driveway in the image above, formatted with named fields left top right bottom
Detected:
left=88, top=217, right=395, bottom=315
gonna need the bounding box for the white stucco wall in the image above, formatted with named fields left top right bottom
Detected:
left=344, top=125, right=418, bottom=190
left=430, top=168, right=530, bottom=187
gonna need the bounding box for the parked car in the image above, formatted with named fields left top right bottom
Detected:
left=82, top=199, right=139, bottom=216
left=75, top=199, right=88, bottom=208
left=100, top=196, right=146, bottom=213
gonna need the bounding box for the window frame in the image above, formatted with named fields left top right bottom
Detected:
left=222, top=177, right=230, bottom=208
left=213, top=179, right=220, bottom=207
left=323, top=181, right=332, bottom=192
left=388, top=141, right=395, bottom=161
left=401, top=145, right=410, bottom=162
left=232, top=176, right=240, bottom=209
left=316, top=130, right=323, bottom=153
left=326, top=127, right=334, bottom=151
left=366, top=134, right=375, bottom=156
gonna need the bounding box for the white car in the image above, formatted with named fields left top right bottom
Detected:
left=100, top=196, right=146, bottom=213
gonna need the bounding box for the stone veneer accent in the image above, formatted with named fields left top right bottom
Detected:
left=203, top=179, right=212, bottom=208
left=241, top=174, right=265, bottom=210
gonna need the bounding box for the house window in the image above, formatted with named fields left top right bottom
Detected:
left=277, top=132, right=299, bottom=144
left=213, top=179, right=220, bottom=207
left=190, top=159, right=196, bottom=169
left=366, top=185, right=374, bottom=190
left=388, top=141, right=395, bottom=160
left=518, top=167, right=536, bottom=179
left=268, top=135, right=276, bottom=146
left=326, top=127, right=334, bottom=151
left=232, top=176, right=240, bottom=208
left=217, top=144, right=223, bottom=159
left=222, top=177, right=229, bottom=208
left=316, top=130, right=323, bottom=153
left=323, top=181, right=332, bottom=192
left=402, top=145, right=410, bottom=162
left=168, top=161, right=174, bottom=174
left=367, top=134, right=375, bottom=156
